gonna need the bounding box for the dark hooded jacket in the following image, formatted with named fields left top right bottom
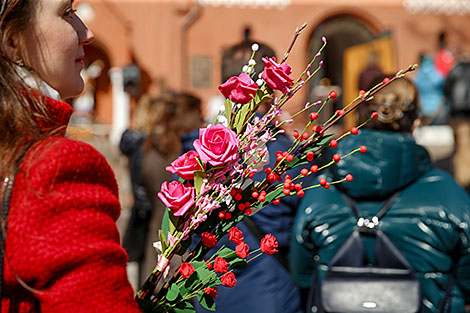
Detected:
left=290, top=129, right=470, bottom=312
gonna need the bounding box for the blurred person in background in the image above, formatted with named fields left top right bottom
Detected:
left=290, top=76, right=470, bottom=312
left=415, top=32, right=455, bottom=125
left=195, top=31, right=303, bottom=313
left=415, top=53, right=447, bottom=125
left=444, top=51, right=470, bottom=194
left=0, top=0, right=140, bottom=311
left=121, top=92, right=202, bottom=289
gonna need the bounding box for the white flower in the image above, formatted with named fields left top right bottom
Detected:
left=248, top=59, right=256, bottom=66
left=242, top=65, right=249, bottom=72
left=256, top=79, right=264, bottom=86
left=217, top=115, right=228, bottom=126
left=251, top=43, right=259, bottom=51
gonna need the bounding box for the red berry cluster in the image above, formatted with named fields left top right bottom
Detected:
left=282, top=176, right=304, bottom=198
left=292, top=130, right=310, bottom=141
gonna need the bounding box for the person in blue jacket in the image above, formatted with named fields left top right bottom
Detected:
left=290, top=76, right=470, bottom=312
left=194, top=35, right=304, bottom=313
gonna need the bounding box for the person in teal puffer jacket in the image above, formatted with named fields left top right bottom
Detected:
left=290, top=77, right=470, bottom=312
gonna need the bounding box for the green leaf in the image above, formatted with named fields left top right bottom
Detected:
left=195, top=157, right=205, bottom=173
left=161, top=209, right=171, bottom=242
left=230, top=258, right=248, bottom=270
left=216, top=247, right=238, bottom=262
left=178, top=270, right=199, bottom=297
left=166, top=283, right=180, bottom=302
left=220, top=213, right=245, bottom=234
left=194, top=171, right=206, bottom=195
left=197, top=291, right=216, bottom=311
left=257, top=187, right=285, bottom=207
left=224, top=99, right=233, bottom=127
left=194, top=265, right=221, bottom=287
left=235, top=103, right=251, bottom=133
left=303, top=134, right=335, bottom=153
left=158, top=229, right=167, bottom=252
left=172, top=300, right=195, bottom=313
left=253, top=87, right=273, bottom=111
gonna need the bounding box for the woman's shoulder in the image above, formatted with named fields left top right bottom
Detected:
left=20, top=136, right=118, bottom=194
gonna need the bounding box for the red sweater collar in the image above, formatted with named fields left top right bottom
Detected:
left=31, top=93, right=73, bottom=134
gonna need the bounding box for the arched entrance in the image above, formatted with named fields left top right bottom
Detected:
left=307, top=15, right=375, bottom=123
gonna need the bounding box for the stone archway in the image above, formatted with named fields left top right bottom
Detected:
left=307, top=15, right=376, bottom=122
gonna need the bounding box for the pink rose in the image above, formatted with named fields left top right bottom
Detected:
left=235, top=242, right=249, bottom=259
left=261, top=57, right=294, bottom=94
left=193, top=124, right=240, bottom=167
left=218, top=73, right=258, bottom=104
left=166, top=150, right=202, bottom=180
left=158, top=181, right=195, bottom=216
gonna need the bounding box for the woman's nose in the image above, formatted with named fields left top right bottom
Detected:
left=76, top=16, right=94, bottom=46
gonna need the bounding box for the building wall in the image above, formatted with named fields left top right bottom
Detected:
left=77, top=0, right=470, bottom=124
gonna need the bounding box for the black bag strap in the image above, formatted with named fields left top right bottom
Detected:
left=243, top=216, right=290, bottom=271
left=341, top=191, right=401, bottom=221
left=1, top=143, right=34, bottom=308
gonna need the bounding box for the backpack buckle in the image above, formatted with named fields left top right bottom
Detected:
left=357, top=216, right=379, bottom=230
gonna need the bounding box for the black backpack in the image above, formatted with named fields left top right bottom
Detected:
left=307, top=192, right=455, bottom=313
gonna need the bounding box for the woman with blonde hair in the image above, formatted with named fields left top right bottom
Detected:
left=0, top=1, right=140, bottom=311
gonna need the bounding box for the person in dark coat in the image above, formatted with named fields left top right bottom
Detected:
left=290, top=77, right=470, bottom=312
left=444, top=52, right=470, bottom=193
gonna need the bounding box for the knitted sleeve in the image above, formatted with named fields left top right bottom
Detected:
left=5, top=137, right=141, bottom=313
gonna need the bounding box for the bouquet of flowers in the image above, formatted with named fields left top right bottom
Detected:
left=136, top=23, right=416, bottom=313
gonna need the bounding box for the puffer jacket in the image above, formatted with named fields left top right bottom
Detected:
left=290, top=129, right=470, bottom=312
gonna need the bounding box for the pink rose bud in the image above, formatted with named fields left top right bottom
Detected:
left=315, top=52, right=321, bottom=57
left=319, top=61, right=324, bottom=67
left=261, top=57, right=294, bottom=95
left=218, top=73, right=258, bottom=104
left=166, top=150, right=202, bottom=180
left=322, top=36, right=327, bottom=43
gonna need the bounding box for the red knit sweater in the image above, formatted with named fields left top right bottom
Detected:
left=1, top=97, right=141, bottom=312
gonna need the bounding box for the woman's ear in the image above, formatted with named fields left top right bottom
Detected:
left=411, top=117, right=422, bottom=133
left=5, top=36, right=22, bottom=63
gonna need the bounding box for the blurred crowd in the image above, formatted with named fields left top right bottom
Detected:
left=114, top=28, right=470, bottom=312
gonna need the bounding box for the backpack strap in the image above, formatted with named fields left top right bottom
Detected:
left=243, top=216, right=290, bottom=271
left=341, top=191, right=400, bottom=230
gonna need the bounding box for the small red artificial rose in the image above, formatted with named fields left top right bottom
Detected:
left=205, top=260, right=213, bottom=270
left=201, top=232, right=218, bottom=248
left=221, top=272, right=237, bottom=288
left=235, top=242, right=250, bottom=259
left=228, top=226, right=244, bottom=244
left=213, top=257, right=228, bottom=273
left=204, top=287, right=218, bottom=299
left=261, top=57, right=294, bottom=94
left=179, top=262, right=195, bottom=279
left=218, top=73, right=258, bottom=105
left=166, top=150, right=202, bottom=180
left=260, top=233, right=279, bottom=255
